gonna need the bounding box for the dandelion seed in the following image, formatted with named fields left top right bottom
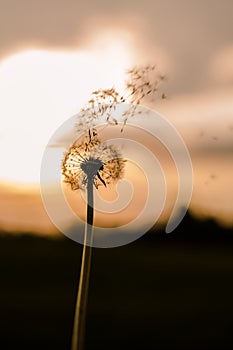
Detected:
left=76, top=88, right=123, bottom=133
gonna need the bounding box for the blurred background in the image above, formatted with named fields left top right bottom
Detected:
left=0, top=0, right=233, bottom=349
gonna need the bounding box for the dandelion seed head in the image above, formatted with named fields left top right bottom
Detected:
left=62, top=133, right=125, bottom=190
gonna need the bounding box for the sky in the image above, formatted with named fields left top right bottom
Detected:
left=0, top=0, right=232, bottom=234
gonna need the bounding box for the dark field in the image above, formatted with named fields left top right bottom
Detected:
left=0, top=213, right=233, bottom=350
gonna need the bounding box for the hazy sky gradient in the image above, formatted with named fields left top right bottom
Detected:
left=1, top=0, right=233, bottom=93
left=0, top=0, right=232, bottom=233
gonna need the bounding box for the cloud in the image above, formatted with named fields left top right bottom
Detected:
left=1, top=0, right=233, bottom=95
left=152, top=86, right=233, bottom=152
left=208, top=45, right=233, bottom=84
left=0, top=0, right=86, bottom=57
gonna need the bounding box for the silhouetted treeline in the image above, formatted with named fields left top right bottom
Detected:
left=0, top=212, right=233, bottom=350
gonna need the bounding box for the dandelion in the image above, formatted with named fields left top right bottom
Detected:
left=61, top=64, right=165, bottom=350
left=62, top=130, right=125, bottom=350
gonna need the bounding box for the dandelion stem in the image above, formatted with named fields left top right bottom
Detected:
left=71, top=179, right=94, bottom=350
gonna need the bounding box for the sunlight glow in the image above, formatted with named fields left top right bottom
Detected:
left=0, top=41, right=132, bottom=184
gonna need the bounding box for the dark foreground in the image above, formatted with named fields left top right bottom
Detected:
left=0, top=213, right=233, bottom=350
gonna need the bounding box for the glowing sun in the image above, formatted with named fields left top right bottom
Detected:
left=0, top=41, right=131, bottom=184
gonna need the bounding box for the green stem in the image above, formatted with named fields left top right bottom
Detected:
left=71, top=179, right=94, bottom=350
